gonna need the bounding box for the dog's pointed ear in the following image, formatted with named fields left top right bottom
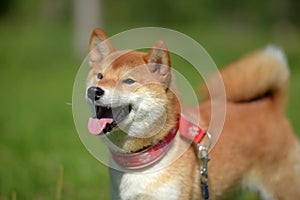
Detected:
left=144, top=40, right=171, bottom=87
left=89, top=28, right=115, bottom=67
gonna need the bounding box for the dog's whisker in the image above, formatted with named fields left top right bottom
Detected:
left=65, top=102, right=72, bottom=106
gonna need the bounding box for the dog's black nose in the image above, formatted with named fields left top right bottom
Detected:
left=87, top=86, right=104, bottom=101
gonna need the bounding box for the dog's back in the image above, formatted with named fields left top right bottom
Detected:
left=200, top=46, right=300, bottom=199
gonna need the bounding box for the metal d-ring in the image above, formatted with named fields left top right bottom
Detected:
left=198, top=130, right=212, bottom=159
left=204, top=130, right=212, bottom=150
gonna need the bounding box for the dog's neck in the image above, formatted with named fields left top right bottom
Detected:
left=109, top=114, right=206, bottom=170
left=109, top=125, right=178, bottom=170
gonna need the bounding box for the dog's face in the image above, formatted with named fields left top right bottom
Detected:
left=86, top=29, right=173, bottom=148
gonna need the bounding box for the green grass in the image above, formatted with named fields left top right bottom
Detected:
left=0, top=23, right=110, bottom=199
left=0, top=21, right=299, bottom=200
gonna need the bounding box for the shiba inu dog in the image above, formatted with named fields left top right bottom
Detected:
left=85, top=28, right=300, bottom=199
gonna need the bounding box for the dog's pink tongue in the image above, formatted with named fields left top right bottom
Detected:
left=88, top=118, right=113, bottom=135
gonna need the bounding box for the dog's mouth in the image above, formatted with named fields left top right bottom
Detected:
left=88, top=104, right=132, bottom=135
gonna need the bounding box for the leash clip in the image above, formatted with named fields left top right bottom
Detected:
left=198, top=131, right=212, bottom=200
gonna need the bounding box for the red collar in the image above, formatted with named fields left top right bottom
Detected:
left=110, top=114, right=206, bottom=170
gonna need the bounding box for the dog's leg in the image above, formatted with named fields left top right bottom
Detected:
left=266, top=141, right=300, bottom=200
left=243, top=141, right=300, bottom=200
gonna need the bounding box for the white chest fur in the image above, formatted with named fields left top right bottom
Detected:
left=110, top=169, right=180, bottom=200
left=109, top=136, right=191, bottom=200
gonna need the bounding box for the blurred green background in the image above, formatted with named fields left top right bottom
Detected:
left=0, top=0, right=299, bottom=199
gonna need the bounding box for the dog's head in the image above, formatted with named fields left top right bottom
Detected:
left=86, top=29, right=179, bottom=152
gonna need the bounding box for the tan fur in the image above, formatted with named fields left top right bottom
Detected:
left=87, top=29, right=300, bottom=199
left=202, top=46, right=289, bottom=104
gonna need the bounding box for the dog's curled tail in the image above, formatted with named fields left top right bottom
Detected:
left=203, top=45, right=289, bottom=105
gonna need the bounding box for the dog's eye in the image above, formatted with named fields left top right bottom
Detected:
left=122, top=78, right=136, bottom=84
left=97, top=73, right=103, bottom=79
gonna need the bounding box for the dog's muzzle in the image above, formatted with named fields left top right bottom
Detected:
left=86, top=86, right=132, bottom=135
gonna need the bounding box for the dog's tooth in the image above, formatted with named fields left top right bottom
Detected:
left=91, top=105, right=97, bottom=117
